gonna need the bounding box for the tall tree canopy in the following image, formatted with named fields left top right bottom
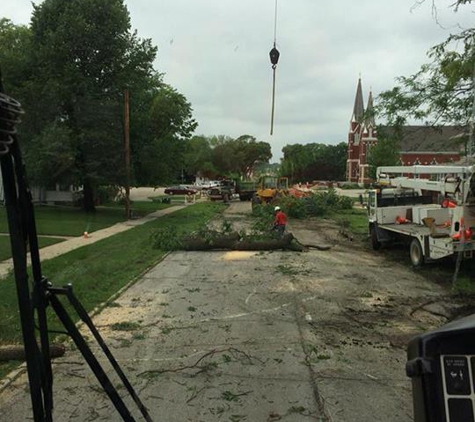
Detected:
left=183, top=135, right=272, bottom=180
left=132, top=82, right=197, bottom=186
left=376, top=1, right=474, bottom=131
left=26, top=0, right=158, bottom=211
left=280, top=143, right=347, bottom=182
left=0, top=1, right=197, bottom=210
left=367, top=137, right=400, bottom=179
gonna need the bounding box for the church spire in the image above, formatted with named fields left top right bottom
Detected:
left=365, top=90, right=375, bottom=128
left=351, top=78, right=364, bottom=123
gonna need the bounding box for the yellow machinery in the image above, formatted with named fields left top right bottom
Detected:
left=254, top=175, right=289, bottom=203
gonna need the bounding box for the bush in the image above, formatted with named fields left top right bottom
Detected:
left=251, top=203, right=274, bottom=233
left=96, top=185, right=120, bottom=205
left=278, top=196, right=308, bottom=218
left=264, top=189, right=355, bottom=220
left=339, top=183, right=360, bottom=190
left=150, top=226, right=183, bottom=250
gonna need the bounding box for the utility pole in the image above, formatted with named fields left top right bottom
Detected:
left=124, top=89, right=131, bottom=219
left=469, top=51, right=475, bottom=159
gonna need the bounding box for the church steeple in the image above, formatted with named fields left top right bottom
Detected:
left=365, top=90, right=375, bottom=128
left=351, top=78, right=364, bottom=123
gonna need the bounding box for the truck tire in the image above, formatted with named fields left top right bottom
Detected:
left=370, top=226, right=381, bottom=250
left=251, top=194, right=261, bottom=205
left=410, top=238, right=424, bottom=267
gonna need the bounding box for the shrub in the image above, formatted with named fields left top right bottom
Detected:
left=339, top=183, right=361, bottom=189
left=279, top=190, right=355, bottom=219
left=278, top=196, right=307, bottom=218
left=251, top=203, right=274, bottom=233
left=150, top=226, right=183, bottom=250
left=96, top=185, right=120, bottom=205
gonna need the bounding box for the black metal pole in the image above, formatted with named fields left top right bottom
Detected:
left=11, top=138, right=54, bottom=419
left=48, top=291, right=136, bottom=422
left=0, top=154, right=46, bottom=421
left=65, top=286, right=153, bottom=422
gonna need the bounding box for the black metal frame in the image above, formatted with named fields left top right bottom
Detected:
left=0, top=82, right=153, bottom=421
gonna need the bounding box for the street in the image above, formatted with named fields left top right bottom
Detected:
left=0, top=201, right=456, bottom=421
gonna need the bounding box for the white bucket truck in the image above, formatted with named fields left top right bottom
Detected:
left=368, top=165, right=475, bottom=266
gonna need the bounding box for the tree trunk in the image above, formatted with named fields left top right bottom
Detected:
left=82, top=179, right=96, bottom=212
left=182, top=232, right=241, bottom=250
left=0, top=344, right=66, bottom=362
left=181, top=232, right=307, bottom=252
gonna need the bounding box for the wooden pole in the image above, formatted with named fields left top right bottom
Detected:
left=124, top=89, right=131, bottom=219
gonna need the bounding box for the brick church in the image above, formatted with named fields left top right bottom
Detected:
left=346, top=78, right=466, bottom=184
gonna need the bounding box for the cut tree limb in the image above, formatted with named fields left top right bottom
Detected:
left=0, top=344, right=66, bottom=362
left=180, top=232, right=327, bottom=252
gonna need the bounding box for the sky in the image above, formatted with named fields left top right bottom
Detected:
left=1, top=0, right=473, bottom=162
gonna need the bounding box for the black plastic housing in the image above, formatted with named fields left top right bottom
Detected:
left=407, top=314, right=475, bottom=422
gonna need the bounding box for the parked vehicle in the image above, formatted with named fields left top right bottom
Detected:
left=208, top=180, right=235, bottom=201
left=252, top=176, right=289, bottom=204
left=209, top=187, right=225, bottom=201
left=236, top=180, right=256, bottom=201
left=164, top=185, right=198, bottom=195
left=368, top=165, right=475, bottom=266
left=196, top=181, right=220, bottom=190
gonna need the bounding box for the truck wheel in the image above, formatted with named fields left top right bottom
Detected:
left=251, top=194, right=261, bottom=205
left=410, top=239, right=424, bottom=267
left=370, top=226, right=381, bottom=250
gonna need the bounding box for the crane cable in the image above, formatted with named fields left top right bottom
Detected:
left=269, top=0, right=280, bottom=135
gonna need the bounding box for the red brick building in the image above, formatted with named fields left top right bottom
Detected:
left=346, top=79, right=466, bottom=184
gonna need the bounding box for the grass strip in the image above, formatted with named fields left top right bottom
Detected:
left=0, top=236, right=65, bottom=262
left=0, top=201, right=173, bottom=237
left=0, top=202, right=225, bottom=378
left=333, top=208, right=368, bottom=237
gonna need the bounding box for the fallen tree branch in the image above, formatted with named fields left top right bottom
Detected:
left=182, top=232, right=308, bottom=252
left=137, top=347, right=258, bottom=378
left=0, top=344, right=65, bottom=362
left=301, top=243, right=332, bottom=251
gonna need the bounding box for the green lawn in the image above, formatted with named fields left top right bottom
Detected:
left=103, top=200, right=174, bottom=215
left=0, top=201, right=173, bottom=237
left=333, top=208, right=368, bottom=237
left=0, top=202, right=225, bottom=378
left=0, top=236, right=65, bottom=261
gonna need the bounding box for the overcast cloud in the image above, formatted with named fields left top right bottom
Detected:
left=1, top=0, right=473, bottom=161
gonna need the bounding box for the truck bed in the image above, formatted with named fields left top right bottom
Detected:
left=380, top=223, right=451, bottom=237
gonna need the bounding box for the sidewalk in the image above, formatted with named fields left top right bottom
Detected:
left=0, top=205, right=186, bottom=279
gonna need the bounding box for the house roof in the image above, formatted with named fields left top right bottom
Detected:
left=378, top=125, right=467, bottom=153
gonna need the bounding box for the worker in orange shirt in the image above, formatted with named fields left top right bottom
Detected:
left=273, top=206, right=287, bottom=237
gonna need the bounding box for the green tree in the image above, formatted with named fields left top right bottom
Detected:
left=376, top=1, right=474, bottom=129
left=0, top=19, right=32, bottom=97
left=232, top=135, right=272, bottom=178
left=367, top=137, right=400, bottom=179
left=133, top=83, right=198, bottom=185
left=280, top=142, right=347, bottom=182
left=184, top=136, right=216, bottom=178
left=26, top=0, right=160, bottom=211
